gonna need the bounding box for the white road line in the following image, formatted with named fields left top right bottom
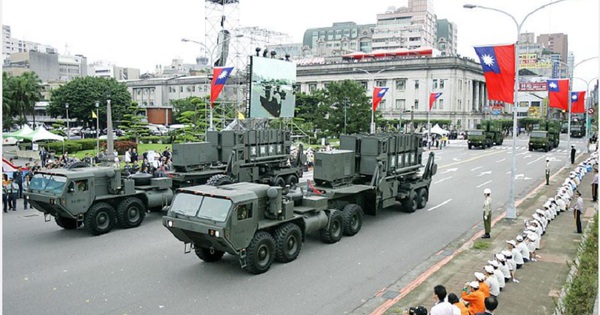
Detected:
left=427, top=199, right=453, bottom=212
left=496, top=158, right=506, bottom=163
left=477, top=180, right=492, bottom=188
left=470, top=166, right=483, bottom=171
left=527, top=156, right=545, bottom=165
left=434, top=177, right=452, bottom=184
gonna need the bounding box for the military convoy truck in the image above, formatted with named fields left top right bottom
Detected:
left=528, top=120, right=560, bottom=152
left=163, top=132, right=437, bottom=274
left=169, top=129, right=303, bottom=189
left=467, top=120, right=503, bottom=149
left=26, top=166, right=174, bottom=235
left=570, top=121, right=586, bottom=138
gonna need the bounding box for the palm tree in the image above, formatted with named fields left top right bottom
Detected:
left=3, top=72, right=43, bottom=128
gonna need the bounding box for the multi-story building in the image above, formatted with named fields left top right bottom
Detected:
left=435, top=19, right=457, bottom=56
left=372, top=0, right=437, bottom=51
left=89, top=61, right=140, bottom=80
left=2, top=25, right=58, bottom=63
left=296, top=56, right=488, bottom=131
left=302, top=22, right=376, bottom=56
left=3, top=51, right=87, bottom=82
left=537, top=33, right=569, bottom=64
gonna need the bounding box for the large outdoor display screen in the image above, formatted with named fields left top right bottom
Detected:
left=249, top=56, right=296, bottom=118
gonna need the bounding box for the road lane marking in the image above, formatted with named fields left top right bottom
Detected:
left=440, top=168, right=458, bottom=174
left=470, top=166, right=483, bottom=171
left=477, top=171, right=492, bottom=176
left=433, top=177, right=452, bottom=184
left=437, top=151, right=503, bottom=169
left=527, top=156, right=545, bottom=165
left=496, top=158, right=506, bottom=163
left=477, top=180, right=492, bottom=188
left=427, top=199, right=452, bottom=211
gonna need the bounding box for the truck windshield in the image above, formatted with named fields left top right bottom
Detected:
left=29, top=173, right=67, bottom=194
left=469, top=130, right=483, bottom=136
left=530, top=131, right=547, bottom=137
left=170, top=193, right=232, bottom=222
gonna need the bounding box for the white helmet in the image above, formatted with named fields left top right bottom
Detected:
left=483, top=188, right=491, bottom=195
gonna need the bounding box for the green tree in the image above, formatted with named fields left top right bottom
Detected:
left=170, top=96, right=209, bottom=132
left=119, top=102, right=151, bottom=142
left=47, top=77, right=131, bottom=128
left=2, top=71, right=43, bottom=128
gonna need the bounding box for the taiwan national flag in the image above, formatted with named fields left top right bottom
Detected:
left=547, top=79, right=570, bottom=110
left=571, top=91, right=586, bottom=113
left=210, top=66, right=234, bottom=108
left=429, top=92, right=442, bottom=111
left=474, top=44, right=515, bottom=103
left=372, top=87, right=389, bottom=111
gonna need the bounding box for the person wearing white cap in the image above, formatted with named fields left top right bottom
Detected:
left=543, top=201, right=555, bottom=220
left=525, top=232, right=538, bottom=261
left=516, top=235, right=531, bottom=262
left=461, top=281, right=485, bottom=315
left=495, top=253, right=511, bottom=283
left=483, top=265, right=500, bottom=297
left=545, top=157, right=551, bottom=185
left=488, top=260, right=505, bottom=290
left=474, top=272, right=490, bottom=297
left=555, top=196, right=567, bottom=213
left=507, top=240, right=524, bottom=269
left=481, top=188, right=492, bottom=239
left=501, top=250, right=519, bottom=283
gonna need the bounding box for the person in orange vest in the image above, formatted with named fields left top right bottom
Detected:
left=474, top=272, right=490, bottom=297
left=461, top=281, right=486, bottom=315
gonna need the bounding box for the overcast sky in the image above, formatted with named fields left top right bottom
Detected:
left=2, top=0, right=598, bottom=90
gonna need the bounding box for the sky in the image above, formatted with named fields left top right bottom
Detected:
left=2, top=0, right=599, bottom=91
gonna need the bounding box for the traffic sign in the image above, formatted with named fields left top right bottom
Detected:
left=588, top=108, right=594, bottom=115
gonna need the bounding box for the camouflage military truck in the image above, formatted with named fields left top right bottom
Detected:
left=570, top=121, right=586, bottom=138
left=529, top=120, right=561, bottom=152
left=26, top=166, right=173, bottom=235
left=467, top=120, right=503, bottom=149
left=163, top=133, right=436, bottom=274
left=482, top=120, right=504, bottom=146
left=467, top=129, right=491, bottom=149
left=169, top=129, right=303, bottom=189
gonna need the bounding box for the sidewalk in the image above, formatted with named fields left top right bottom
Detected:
left=352, top=151, right=598, bottom=315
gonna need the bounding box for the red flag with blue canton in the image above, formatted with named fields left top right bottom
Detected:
left=474, top=44, right=515, bottom=103
left=429, top=92, right=442, bottom=111
left=571, top=91, right=586, bottom=113
left=210, top=66, right=234, bottom=108
left=372, top=87, right=389, bottom=111
left=547, top=79, right=569, bottom=110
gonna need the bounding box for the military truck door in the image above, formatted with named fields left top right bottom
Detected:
left=65, top=179, right=92, bottom=215
left=230, top=202, right=256, bottom=250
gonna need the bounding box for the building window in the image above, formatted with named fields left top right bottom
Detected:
left=440, top=79, right=445, bottom=89
left=414, top=99, right=419, bottom=110
left=308, top=83, right=317, bottom=92
left=438, top=99, right=444, bottom=109
left=379, top=99, right=387, bottom=109
left=180, top=86, right=183, bottom=93
left=395, top=99, right=406, bottom=110
left=376, top=80, right=387, bottom=87
left=414, top=80, right=419, bottom=89
left=433, top=79, right=438, bottom=89
left=458, top=99, right=462, bottom=111
left=458, top=79, right=462, bottom=92
left=395, top=79, right=406, bottom=91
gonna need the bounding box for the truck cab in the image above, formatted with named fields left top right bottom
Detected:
left=529, top=130, right=552, bottom=152
left=467, top=130, right=491, bottom=149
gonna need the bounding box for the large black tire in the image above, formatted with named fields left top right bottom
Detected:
left=468, top=144, right=472, bottom=150
left=529, top=146, right=533, bottom=151
left=195, top=246, right=225, bottom=262
left=67, top=161, right=88, bottom=170
left=84, top=202, right=116, bottom=236
left=116, top=197, right=146, bottom=229
left=243, top=231, right=276, bottom=275
left=206, top=174, right=235, bottom=186
left=285, top=174, right=299, bottom=188
left=272, top=176, right=286, bottom=188
left=320, top=210, right=343, bottom=244
left=55, top=216, right=81, bottom=230
left=401, top=191, right=418, bottom=213
left=274, top=223, right=302, bottom=263
left=417, top=188, right=429, bottom=209
left=544, top=144, right=549, bottom=152
left=341, top=204, right=363, bottom=236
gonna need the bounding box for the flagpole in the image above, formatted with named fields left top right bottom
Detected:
left=210, top=106, right=214, bottom=131
left=95, top=101, right=100, bottom=156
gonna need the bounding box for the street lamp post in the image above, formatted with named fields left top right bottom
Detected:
left=352, top=67, right=396, bottom=133
left=65, top=103, right=70, bottom=140
left=574, top=76, right=599, bottom=151
left=464, top=0, right=568, bottom=220
left=344, top=97, right=349, bottom=134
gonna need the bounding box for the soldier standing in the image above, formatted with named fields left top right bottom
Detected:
left=573, top=190, right=583, bottom=233
left=570, top=145, right=576, bottom=164
left=545, top=157, right=550, bottom=185
left=481, top=188, right=492, bottom=238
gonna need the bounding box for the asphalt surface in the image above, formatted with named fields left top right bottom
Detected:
left=350, top=144, right=598, bottom=315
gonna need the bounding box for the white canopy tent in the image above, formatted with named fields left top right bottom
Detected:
left=424, top=124, right=449, bottom=136
left=3, top=124, right=34, bottom=139
left=28, top=126, right=65, bottom=142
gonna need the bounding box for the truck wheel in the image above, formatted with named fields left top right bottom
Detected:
left=84, top=202, right=116, bottom=236
left=243, top=231, right=276, bottom=274
left=285, top=174, right=299, bottom=188
left=272, top=176, right=286, bottom=188
left=320, top=210, right=343, bottom=244
left=55, top=216, right=81, bottom=230
left=195, top=246, right=225, bottom=262
left=468, top=144, right=472, bottom=150
left=544, top=144, right=549, bottom=152
left=401, top=191, right=418, bottom=213
left=529, top=146, right=533, bottom=151
left=116, top=197, right=146, bottom=229
left=417, top=188, right=429, bottom=209
left=207, top=174, right=235, bottom=186
left=341, top=204, right=363, bottom=236
left=274, top=223, right=302, bottom=263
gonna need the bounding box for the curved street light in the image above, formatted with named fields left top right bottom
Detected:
left=464, top=0, right=569, bottom=220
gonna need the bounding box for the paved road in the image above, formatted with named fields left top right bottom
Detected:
left=2, top=134, right=590, bottom=315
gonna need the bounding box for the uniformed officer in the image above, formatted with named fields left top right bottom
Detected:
left=545, top=157, right=550, bottom=185
left=481, top=188, right=492, bottom=239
